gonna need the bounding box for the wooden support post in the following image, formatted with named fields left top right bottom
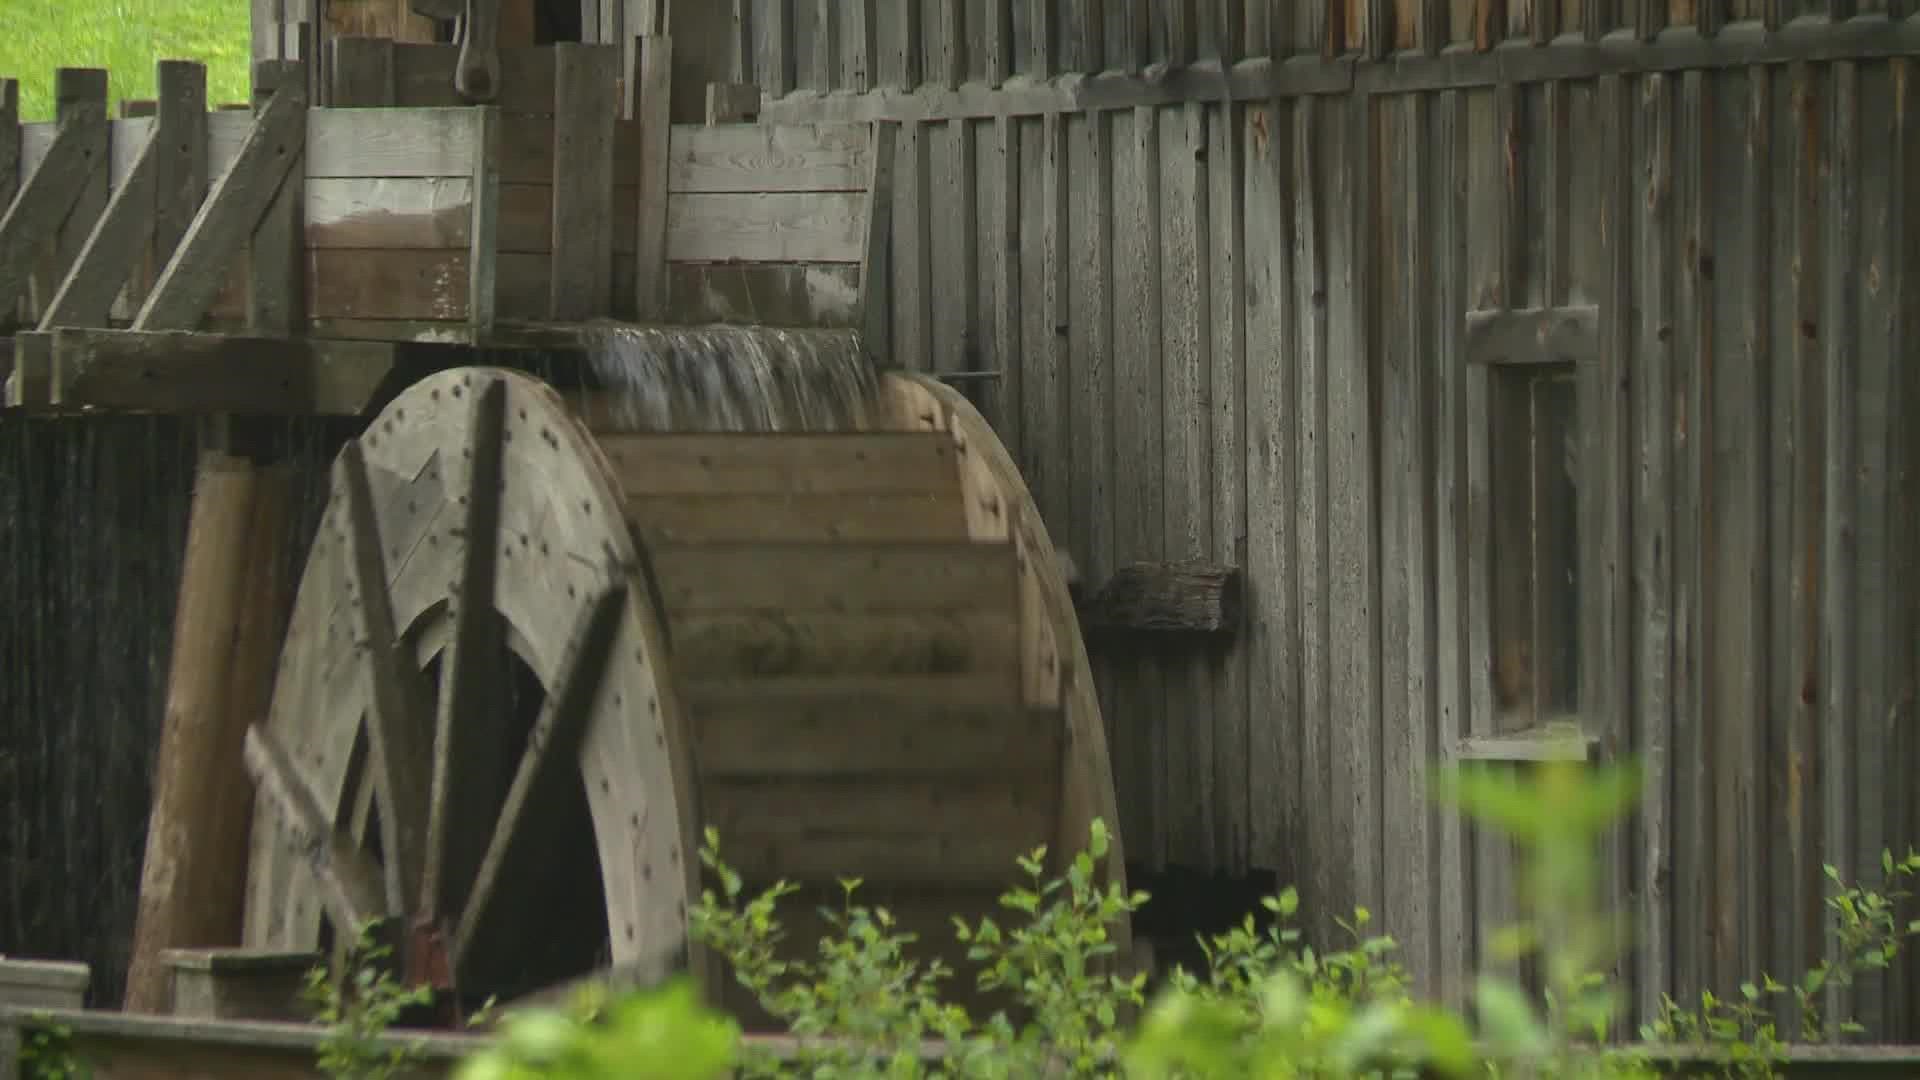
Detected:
left=0, top=69, right=107, bottom=329
left=468, top=106, right=501, bottom=333
left=632, top=32, right=674, bottom=318
left=249, top=61, right=306, bottom=335
left=122, top=453, right=298, bottom=1014
left=149, top=62, right=210, bottom=313
left=551, top=43, right=619, bottom=320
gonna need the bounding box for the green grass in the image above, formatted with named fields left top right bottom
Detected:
left=1, top=0, right=252, bottom=120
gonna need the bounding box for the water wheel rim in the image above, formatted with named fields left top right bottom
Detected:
left=241, top=367, right=700, bottom=1007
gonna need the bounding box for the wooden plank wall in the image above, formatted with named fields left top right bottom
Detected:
left=740, top=0, right=1920, bottom=1036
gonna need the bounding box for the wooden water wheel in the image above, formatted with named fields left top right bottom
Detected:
left=238, top=365, right=1128, bottom=1023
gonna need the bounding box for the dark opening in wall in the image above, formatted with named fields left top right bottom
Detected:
left=533, top=0, right=582, bottom=45
left=1124, top=863, right=1281, bottom=985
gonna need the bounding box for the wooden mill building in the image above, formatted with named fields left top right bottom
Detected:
left=2, top=0, right=1917, bottom=1044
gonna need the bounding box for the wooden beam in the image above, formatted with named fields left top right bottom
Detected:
left=468, top=106, right=501, bottom=332
left=133, top=73, right=306, bottom=331
left=47, top=328, right=396, bottom=414
left=1076, top=560, right=1244, bottom=637
left=550, top=43, right=620, bottom=319
left=633, top=32, right=674, bottom=317
left=0, top=69, right=108, bottom=326
left=858, top=120, right=897, bottom=368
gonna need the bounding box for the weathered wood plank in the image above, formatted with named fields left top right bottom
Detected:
left=1431, top=86, right=1473, bottom=1011
left=47, top=329, right=396, bottom=414
left=0, top=70, right=107, bottom=326
left=249, top=61, right=307, bottom=336
left=599, top=431, right=960, bottom=495
left=1078, top=561, right=1242, bottom=636
left=633, top=33, right=674, bottom=317
left=305, top=177, right=477, bottom=248
left=0, top=80, right=19, bottom=218
left=1462, top=304, right=1600, bottom=365
left=550, top=44, right=620, bottom=320
left=1207, top=93, right=1251, bottom=872
left=467, top=107, right=500, bottom=330
left=1243, top=94, right=1299, bottom=887
left=1160, top=101, right=1216, bottom=867
left=692, top=696, right=1056, bottom=778
left=1632, top=68, right=1676, bottom=1022
left=650, top=541, right=1017, bottom=614
left=668, top=122, right=871, bottom=192
left=1292, top=95, right=1333, bottom=927
left=1821, top=58, right=1871, bottom=1031
left=1381, top=88, right=1437, bottom=994
left=134, top=81, right=306, bottom=331
left=859, top=121, right=899, bottom=365
left=663, top=190, right=871, bottom=263
left=242, top=726, right=388, bottom=936
left=151, top=61, right=210, bottom=317
left=890, top=119, right=932, bottom=366
left=329, top=36, right=398, bottom=106
left=35, top=71, right=112, bottom=323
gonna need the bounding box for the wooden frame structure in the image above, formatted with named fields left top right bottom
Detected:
left=0, top=37, right=899, bottom=416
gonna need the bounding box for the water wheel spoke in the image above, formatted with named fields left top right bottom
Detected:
left=243, top=725, right=389, bottom=932
left=451, top=578, right=628, bottom=970
left=338, top=439, right=434, bottom=916
left=422, top=377, right=509, bottom=922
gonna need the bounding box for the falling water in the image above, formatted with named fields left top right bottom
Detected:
left=579, top=322, right=882, bottom=433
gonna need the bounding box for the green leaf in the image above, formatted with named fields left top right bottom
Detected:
left=1475, top=977, right=1550, bottom=1057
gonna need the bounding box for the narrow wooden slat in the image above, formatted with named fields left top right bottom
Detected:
left=468, top=107, right=499, bottom=330
left=633, top=34, right=674, bottom=317
left=1208, top=96, right=1249, bottom=870
left=1474, top=0, right=1507, bottom=49
left=242, top=726, right=388, bottom=933
left=760, top=0, right=792, bottom=96
left=0, top=80, right=19, bottom=214
left=0, top=71, right=108, bottom=322
left=649, top=540, right=1018, bottom=614
left=941, top=0, right=966, bottom=88
left=984, top=0, right=1013, bottom=83
left=944, top=116, right=978, bottom=380
left=852, top=0, right=879, bottom=91
left=1632, top=69, right=1675, bottom=1024
left=421, top=378, right=507, bottom=924
left=989, top=116, right=1021, bottom=449
left=1422, top=0, right=1449, bottom=52
left=1160, top=101, right=1215, bottom=865
left=858, top=121, right=898, bottom=365
left=813, top=0, right=840, bottom=91
left=550, top=44, right=620, bottom=319
left=1031, top=0, right=1059, bottom=78
left=1291, top=96, right=1333, bottom=925
left=1671, top=64, right=1708, bottom=1008
left=601, top=431, right=959, bottom=495
left=451, top=578, right=628, bottom=968
left=1820, top=58, right=1866, bottom=1030
left=1432, top=86, right=1474, bottom=1012
left=38, top=128, right=157, bottom=328
left=152, top=61, right=210, bottom=295
left=1531, top=0, right=1559, bottom=42
left=1243, top=91, right=1298, bottom=921
left=668, top=123, right=871, bottom=193
left=1381, top=89, right=1435, bottom=993
left=249, top=61, right=307, bottom=336
left=337, top=439, right=435, bottom=917
left=134, top=82, right=305, bottom=331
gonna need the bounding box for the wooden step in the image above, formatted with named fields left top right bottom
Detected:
left=627, top=490, right=969, bottom=543
left=669, top=610, right=1018, bottom=680
left=688, top=690, right=1061, bottom=779
left=648, top=540, right=1018, bottom=615
left=598, top=432, right=962, bottom=497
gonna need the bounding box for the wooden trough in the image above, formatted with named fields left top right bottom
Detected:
left=0, top=41, right=1134, bottom=1030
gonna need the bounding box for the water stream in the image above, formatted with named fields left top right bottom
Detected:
left=579, top=322, right=881, bottom=433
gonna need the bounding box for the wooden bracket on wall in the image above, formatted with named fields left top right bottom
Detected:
left=1073, top=560, right=1244, bottom=642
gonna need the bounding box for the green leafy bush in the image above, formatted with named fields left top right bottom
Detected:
left=444, top=753, right=1919, bottom=1079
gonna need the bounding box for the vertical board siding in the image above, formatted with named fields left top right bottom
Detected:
left=748, top=14, right=1920, bottom=1034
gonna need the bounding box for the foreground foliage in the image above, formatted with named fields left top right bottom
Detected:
left=442, top=748, right=1920, bottom=1080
